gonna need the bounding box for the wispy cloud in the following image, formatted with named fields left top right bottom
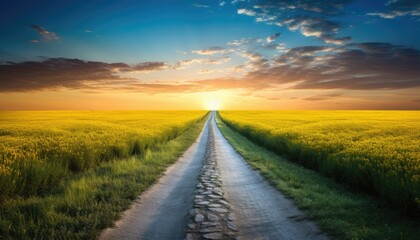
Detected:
left=176, top=50, right=188, bottom=55
left=174, top=57, right=231, bottom=69
left=227, top=37, right=263, bottom=47
left=266, top=32, right=281, bottom=43
left=238, top=8, right=257, bottom=16
left=193, top=3, right=210, bottom=8
left=192, top=47, right=230, bottom=55
left=2, top=42, right=419, bottom=93
left=30, top=25, right=59, bottom=41
left=237, top=51, right=270, bottom=70
left=130, top=62, right=168, bottom=72
left=234, top=0, right=352, bottom=44
left=276, top=16, right=351, bottom=44
left=257, top=42, right=420, bottom=90
left=303, top=93, right=342, bottom=101
left=368, top=0, right=420, bottom=19
left=0, top=58, right=167, bottom=92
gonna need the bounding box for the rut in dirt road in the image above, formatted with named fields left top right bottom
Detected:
left=100, top=112, right=329, bottom=240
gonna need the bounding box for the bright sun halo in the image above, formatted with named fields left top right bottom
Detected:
left=206, top=100, right=220, bottom=110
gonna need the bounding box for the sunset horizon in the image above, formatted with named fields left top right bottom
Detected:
left=1, top=0, right=419, bottom=110
left=1, top=1, right=419, bottom=238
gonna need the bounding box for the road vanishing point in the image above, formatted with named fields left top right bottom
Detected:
left=99, top=112, right=329, bottom=240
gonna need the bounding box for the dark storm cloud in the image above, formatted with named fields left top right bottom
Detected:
left=236, top=0, right=352, bottom=44
left=0, top=58, right=167, bottom=92
left=30, top=25, right=59, bottom=41
left=368, top=0, right=420, bottom=19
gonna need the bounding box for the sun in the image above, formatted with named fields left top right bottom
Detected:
left=206, top=100, right=220, bottom=110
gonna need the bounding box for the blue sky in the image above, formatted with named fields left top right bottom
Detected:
left=0, top=0, right=419, bottom=109
left=1, top=0, right=418, bottom=62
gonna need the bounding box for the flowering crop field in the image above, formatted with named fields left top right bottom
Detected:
left=0, top=111, right=207, bottom=200
left=219, top=111, right=420, bottom=212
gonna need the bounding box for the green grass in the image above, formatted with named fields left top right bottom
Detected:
left=218, top=110, right=420, bottom=214
left=0, top=114, right=208, bottom=239
left=0, top=111, right=207, bottom=201
left=216, top=113, right=419, bottom=240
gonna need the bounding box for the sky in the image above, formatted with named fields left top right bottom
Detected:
left=0, top=0, right=419, bottom=110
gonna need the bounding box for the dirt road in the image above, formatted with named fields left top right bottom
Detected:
left=100, top=112, right=328, bottom=240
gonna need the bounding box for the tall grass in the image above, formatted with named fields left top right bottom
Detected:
left=0, top=111, right=207, bottom=201
left=219, top=110, right=420, bottom=214
left=0, top=113, right=208, bottom=239
left=216, top=113, right=420, bottom=240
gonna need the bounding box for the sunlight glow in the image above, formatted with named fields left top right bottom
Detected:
left=206, top=100, right=220, bottom=110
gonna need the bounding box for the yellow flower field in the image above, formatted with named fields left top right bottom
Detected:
left=0, top=111, right=207, bottom=200
left=219, top=110, right=420, bottom=212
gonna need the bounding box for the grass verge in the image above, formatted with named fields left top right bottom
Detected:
left=0, top=114, right=208, bottom=239
left=216, top=113, right=419, bottom=240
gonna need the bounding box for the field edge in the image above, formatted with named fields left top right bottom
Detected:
left=215, top=112, right=419, bottom=240
left=0, top=112, right=209, bottom=239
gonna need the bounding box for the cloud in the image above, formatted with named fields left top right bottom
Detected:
left=176, top=50, right=188, bottom=55
left=262, top=43, right=286, bottom=51
left=198, top=69, right=213, bottom=74
left=238, top=8, right=257, bottom=16
left=173, top=57, right=231, bottom=69
left=2, top=43, right=419, bottom=94
left=234, top=0, right=352, bottom=44
left=276, top=16, right=351, bottom=45
left=175, top=42, right=420, bottom=92
left=220, top=1, right=226, bottom=7
left=192, top=47, right=229, bottom=55
left=368, top=0, right=420, bottom=19
left=129, top=62, right=168, bottom=72
left=181, top=42, right=419, bottom=93
left=266, top=32, right=281, bottom=43
left=231, top=0, right=246, bottom=4
left=193, top=3, right=210, bottom=8
left=227, top=38, right=263, bottom=47
left=253, top=0, right=352, bottom=15
left=30, top=25, right=59, bottom=41
left=0, top=58, right=167, bottom=92
left=197, top=69, right=224, bottom=74
left=264, top=42, right=420, bottom=90
left=303, top=93, right=342, bottom=101
left=237, top=51, right=269, bottom=70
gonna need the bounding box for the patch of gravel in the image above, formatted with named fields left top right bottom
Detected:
left=185, top=124, right=238, bottom=240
